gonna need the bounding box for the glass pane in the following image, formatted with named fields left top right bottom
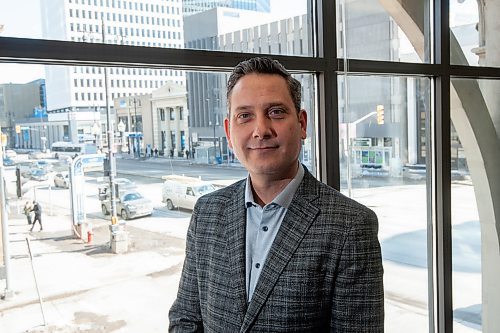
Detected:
left=450, top=78, right=500, bottom=332
left=337, top=0, right=430, bottom=63
left=0, top=63, right=317, bottom=331
left=0, top=0, right=312, bottom=56
left=339, top=74, right=431, bottom=331
left=450, top=0, right=481, bottom=66
left=184, top=0, right=312, bottom=56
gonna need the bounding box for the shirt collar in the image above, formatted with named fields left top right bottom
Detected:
left=244, top=163, right=304, bottom=209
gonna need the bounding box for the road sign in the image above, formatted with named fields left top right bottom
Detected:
left=70, top=154, right=105, bottom=226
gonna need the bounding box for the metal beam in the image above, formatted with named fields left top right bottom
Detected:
left=0, top=36, right=326, bottom=73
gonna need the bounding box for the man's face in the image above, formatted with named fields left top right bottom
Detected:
left=224, top=73, right=307, bottom=179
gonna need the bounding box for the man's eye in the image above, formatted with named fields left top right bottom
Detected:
left=236, top=113, right=252, bottom=122
left=269, top=108, right=286, bottom=117
left=237, top=113, right=252, bottom=119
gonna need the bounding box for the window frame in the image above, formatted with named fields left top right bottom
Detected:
left=2, top=1, right=500, bottom=332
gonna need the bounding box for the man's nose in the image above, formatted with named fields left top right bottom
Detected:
left=252, top=115, right=273, bottom=139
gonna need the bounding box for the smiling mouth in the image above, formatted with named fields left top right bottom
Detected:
left=249, top=146, right=278, bottom=150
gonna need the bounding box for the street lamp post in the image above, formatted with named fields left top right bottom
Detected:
left=101, top=19, right=117, bottom=221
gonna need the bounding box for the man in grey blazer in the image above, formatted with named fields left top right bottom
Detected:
left=169, top=57, right=384, bottom=332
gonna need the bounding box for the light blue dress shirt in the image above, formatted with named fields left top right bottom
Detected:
left=244, top=163, right=304, bottom=302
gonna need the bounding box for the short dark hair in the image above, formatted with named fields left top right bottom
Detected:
left=226, top=57, right=302, bottom=112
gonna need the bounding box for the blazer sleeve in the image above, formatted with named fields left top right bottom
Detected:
left=168, top=208, right=204, bottom=332
left=330, top=208, right=384, bottom=332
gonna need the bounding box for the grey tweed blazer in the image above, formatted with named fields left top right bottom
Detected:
left=169, top=169, right=384, bottom=332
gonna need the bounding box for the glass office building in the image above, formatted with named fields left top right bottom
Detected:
left=183, top=0, right=271, bottom=16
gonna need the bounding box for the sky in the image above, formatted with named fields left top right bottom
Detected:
left=0, top=0, right=477, bottom=84
left=0, top=0, right=43, bottom=84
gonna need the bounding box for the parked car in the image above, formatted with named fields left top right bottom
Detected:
left=53, top=172, right=70, bottom=188
left=3, top=156, right=16, bottom=166
left=101, top=191, right=153, bottom=220
left=162, top=175, right=216, bottom=211
left=30, top=168, right=49, bottom=181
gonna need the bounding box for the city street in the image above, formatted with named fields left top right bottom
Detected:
left=0, top=155, right=481, bottom=332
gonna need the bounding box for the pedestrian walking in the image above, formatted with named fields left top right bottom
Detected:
left=154, top=146, right=159, bottom=158
left=23, top=201, right=33, bottom=225
left=29, top=201, right=43, bottom=232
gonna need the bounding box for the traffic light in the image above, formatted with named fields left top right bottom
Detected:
left=376, top=105, right=385, bottom=125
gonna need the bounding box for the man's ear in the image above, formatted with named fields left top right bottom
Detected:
left=224, top=117, right=233, bottom=149
left=298, top=109, right=307, bottom=139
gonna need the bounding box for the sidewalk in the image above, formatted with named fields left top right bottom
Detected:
left=116, top=152, right=244, bottom=169
left=0, top=211, right=188, bottom=332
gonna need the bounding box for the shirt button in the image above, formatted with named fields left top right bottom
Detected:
left=262, top=226, right=268, bottom=232
left=255, top=263, right=260, bottom=269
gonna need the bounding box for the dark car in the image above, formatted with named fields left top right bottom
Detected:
left=3, top=157, right=15, bottom=166
left=30, top=168, right=49, bottom=181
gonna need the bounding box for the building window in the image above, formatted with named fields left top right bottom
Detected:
left=160, top=108, right=165, bottom=121
left=170, top=131, right=176, bottom=149
left=179, top=107, right=184, bottom=120
left=169, top=108, right=175, bottom=120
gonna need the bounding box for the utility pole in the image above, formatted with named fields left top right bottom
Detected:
left=101, top=19, right=117, bottom=221
left=0, top=142, right=14, bottom=299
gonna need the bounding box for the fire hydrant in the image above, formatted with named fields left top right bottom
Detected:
left=87, top=230, right=94, bottom=244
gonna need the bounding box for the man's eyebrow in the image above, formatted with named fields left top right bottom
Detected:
left=233, top=105, right=254, bottom=112
left=263, top=102, right=289, bottom=110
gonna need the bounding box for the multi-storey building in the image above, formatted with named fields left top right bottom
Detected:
left=0, top=79, right=47, bottom=148
left=113, top=82, right=188, bottom=157
left=182, top=0, right=270, bottom=16
left=40, top=0, right=185, bottom=145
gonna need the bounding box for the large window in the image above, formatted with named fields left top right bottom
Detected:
left=1, top=1, right=500, bottom=332
left=337, top=0, right=430, bottom=63
left=339, top=75, right=431, bottom=330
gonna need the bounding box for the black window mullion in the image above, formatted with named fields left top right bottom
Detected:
left=315, top=0, right=339, bottom=188
left=430, top=0, right=453, bottom=332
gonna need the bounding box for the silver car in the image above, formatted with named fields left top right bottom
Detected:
left=53, top=172, right=70, bottom=188
left=101, top=191, right=153, bottom=220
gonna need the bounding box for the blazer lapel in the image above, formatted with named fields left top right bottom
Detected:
left=240, top=171, right=320, bottom=332
left=225, top=180, right=248, bottom=325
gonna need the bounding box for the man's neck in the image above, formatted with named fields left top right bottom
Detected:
left=249, top=164, right=299, bottom=206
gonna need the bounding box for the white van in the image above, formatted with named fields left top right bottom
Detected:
left=161, top=175, right=216, bottom=210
